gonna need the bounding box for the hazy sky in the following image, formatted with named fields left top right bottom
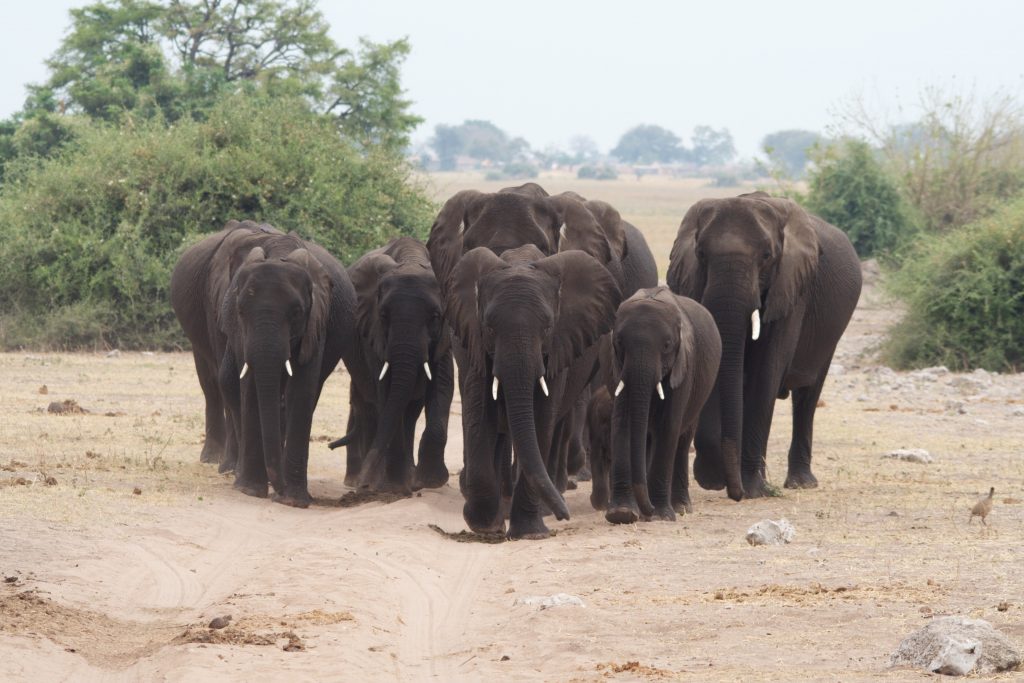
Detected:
left=3, top=1, right=1023, bottom=157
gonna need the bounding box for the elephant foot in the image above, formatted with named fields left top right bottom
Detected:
left=741, top=471, right=776, bottom=499
left=692, top=453, right=727, bottom=491
left=507, top=512, right=551, bottom=540
left=234, top=479, right=268, bottom=498
left=605, top=498, right=639, bottom=525
left=412, top=463, right=450, bottom=490
left=784, top=469, right=819, bottom=489
left=200, top=441, right=224, bottom=464
left=650, top=505, right=676, bottom=522
left=464, top=497, right=505, bottom=535
left=671, top=494, right=693, bottom=516
left=574, top=463, right=592, bottom=482
left=217, top=456, right=237, bottom=475
left=272, top=487, right=312, bottom=509
left=344, top=471, right=361, bottom=488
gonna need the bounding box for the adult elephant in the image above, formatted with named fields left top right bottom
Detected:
left=171, top=220, right=356, bottom=506
left=446, top=245, right=621, bottom=539
left=337, top=237, right=453, bottom=494
left=667, top=192, right=861, bottom=499
left=603, top=287, right=720, bottom=524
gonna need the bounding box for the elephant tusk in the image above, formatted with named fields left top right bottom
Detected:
left=423, top=362, right=432, bottom=381
left=656, top=382, right=665, bottom=400
left=378, top=362, right=389, bottom=381
left=539, top=376, right=549, bottom=397
left=614, top=380, right=624, bottom=397
left=751, top=310, right=761, bottom=341
left=492, top=377, right=499, bottom=401
left=285, top=359, right=293, bottom=377
left=239, top=362, right=249, bottom=380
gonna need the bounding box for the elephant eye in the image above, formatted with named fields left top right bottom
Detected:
left=761, top=249, right=772, bottom=262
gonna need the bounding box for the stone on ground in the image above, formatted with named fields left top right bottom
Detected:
left=891, top=616, right=1021, bottom=676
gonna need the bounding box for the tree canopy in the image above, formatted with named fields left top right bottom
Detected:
left=429, top=119, right=529, bottom=170
left=761, top=129, right=822, bottom=177
left=611, top=124, right=683, bottom=164
left=687, top=125, right=736, bottom=166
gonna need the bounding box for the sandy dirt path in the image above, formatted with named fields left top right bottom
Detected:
left=2, top=265, right=1023, bottom=681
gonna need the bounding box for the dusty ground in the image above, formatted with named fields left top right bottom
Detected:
left=2, top=176, right=1023, bottom=681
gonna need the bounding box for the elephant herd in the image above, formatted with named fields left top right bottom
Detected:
left=170, top=184, right=862, bottom=539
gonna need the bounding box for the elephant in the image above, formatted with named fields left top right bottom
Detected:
left=585, top=386, right=613, bottom=511
left=170, top=220, right=357, bottom=506
left=667, top=192, right=862, bottom=500
left=602, top=287, right=721, bottom=524
left=445, top=245, right=621, bottom=539
left=337, top=237, right=454, bottom=494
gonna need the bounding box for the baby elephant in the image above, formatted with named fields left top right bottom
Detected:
left=605, top=287, right=721, bottom=523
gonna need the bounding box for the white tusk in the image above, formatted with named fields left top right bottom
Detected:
left=539, top=376, right=549, bottom=397
left=423, top=362, right=432, bottom=381
left=656, top=382, right=665, bottom=400
left=492, top=377, right=499, bottom=401
left=615, top=380, right=624, bottom=397
left=239, top=362, right=249, bottom=379
left=378, top=362, right=389, bottom=381
left=751, top=310, right=761, bottom=341
left=285, top=359, right=293, bottom=377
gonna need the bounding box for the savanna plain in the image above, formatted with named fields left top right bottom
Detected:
left=1, top=172, right=1022, bottom=681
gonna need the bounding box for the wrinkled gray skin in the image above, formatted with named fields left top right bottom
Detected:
left=602, top=287, right=721, bottom=524
left=170, top=220, right=357, bottom=507
left=586, top=386, right=613, bottom=511
left=428, top=184, right=629, bottom=538
left=668, top=192, right=861, bottom=499
left=342, top=237, right=453, bottom=495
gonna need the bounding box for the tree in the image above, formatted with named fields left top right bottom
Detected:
left=428, top=120, right=528, bottom=168
left=804, top=139, right=917, bottom=258
left=432, top=124, right=461, bottom=171
left=688, top=125, right=736, bottom=167
left=762, top=129, right=822, bottom=177
left=568, top=135, right=599, bottom=162
left=611, top=124, right=682, bottom=164
left=18, top=0, right=420, bottom=150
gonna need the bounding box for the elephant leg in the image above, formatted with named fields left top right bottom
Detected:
left=692, top=386, right=726, bottom=491
left=784, top=363, right=830, bottom=489
left=567, top=393, right=590, bottom=480
left=195, top=351, right=227, bottom=465
left=606, top=396, right=639, bottom=524
left=548, top=419, right=570, bottom=493
left=415, top=351, right=453, bottom=489
left=507, top=474, right=550, bottom=540
left=217, top=349, right=242, bottom=475
left=588, top=438, right=609, bottom=511
left=497, top=434, right=513, bottom=520
left=274, top=371, right=319, bottom=508
left=461, top=375, right=504, bottom=534
left=343, top=408, right=362, bottom=488
left=234, top=372, right=268, bottom=498
left=671, top=428, right=695, bottom=515
left=649, top=405, right=685, bottom=521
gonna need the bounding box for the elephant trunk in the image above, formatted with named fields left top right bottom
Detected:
left=361, top=338, right=422, bottom=489
left=703, top=288, right=750, bottom=502
left=249, top=333, right=288, bottom=491
left=624, top=357, right=657, bottom=514
left=502, top=368, right=569, bottom=521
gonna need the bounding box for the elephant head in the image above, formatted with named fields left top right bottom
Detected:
left=667, top=192, right=819, bottom=500
left=349, top=238, right=447, bottom=490
left=221, top=243, right=331, bottom=488
left=448, top=246, right=622, bottom=531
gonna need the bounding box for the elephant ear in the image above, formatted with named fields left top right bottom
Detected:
left=667, top=200, right=712, bottom=299
left=446, top=247, right=509, bottom=371
left=533, top=251, right=623, bottom=376
left=667, top=294, right=696, bottom=390
left=284, top=248, right=332, bottom=365
left=427, top=190, right=483, bottom=301
left=218, top=247, right=266, bottom=334
left=549, top=193, right=610, bottom=263
left=349, top=251, right=398, bottom=361
left=756, top=197, right=820, bottom=323
left=583, top=199, right=627, bottom=261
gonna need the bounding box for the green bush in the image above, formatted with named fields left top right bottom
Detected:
left=805, top=140, right=918, bottom=260
left=576, top=164, right=618, bottom=180
left=883, top=197, right=1024, bottom=371
left=0, top=95, right=434, bottom=350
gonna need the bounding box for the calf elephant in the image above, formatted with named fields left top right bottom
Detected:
left=603, top=287, right=721, bottom=523
left=339, top=237, right=453, bottom=494
left=170, top=220, right=357, bottom=506
left=667, top=192, right=861, bottom=499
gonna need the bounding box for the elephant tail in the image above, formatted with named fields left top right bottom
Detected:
left=328, top=431, right=356, bottom=450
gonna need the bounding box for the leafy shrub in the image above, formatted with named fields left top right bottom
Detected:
left=805, top=140, right=918, bottom=259
left=576, top=164, right=618, bottom=180
left=883, top=197, right=1024, bottom=371
left=0, top=95, right=434, bottom=350
left=484, top=161, right=538, bottom=181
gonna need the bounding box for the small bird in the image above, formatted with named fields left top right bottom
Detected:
left=969, top=487, right=995, bottom=525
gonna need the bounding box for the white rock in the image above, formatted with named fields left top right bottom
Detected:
left=105, top=349, right=121, bottom=358
left=514, top=593, right=585, bottom=610
left=1012, top=407, right=1024, bottom=417
left=891, top=616, right=1021, bottom=675
left=828, top=363, right=845, bottom=376
left=745, top=519, right=796, bottom=546
left=884, top=449, right=933, bottom=464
